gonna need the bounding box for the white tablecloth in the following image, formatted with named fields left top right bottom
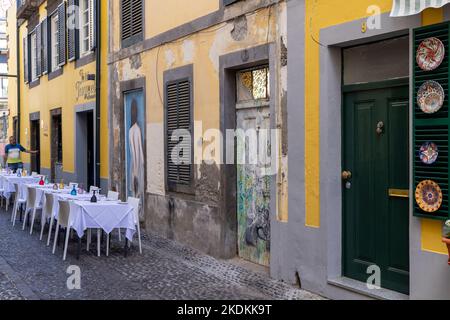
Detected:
left=1, top=175, right=41, bottom=199
left=69, top=201, right=136, bottom=241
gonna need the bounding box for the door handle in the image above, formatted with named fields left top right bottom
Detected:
left=388, top=189, right=409, bottom=198
left=342, top=170, right=352, bottom=181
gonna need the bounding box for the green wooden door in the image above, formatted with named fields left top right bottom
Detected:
left=343, top=84, right=410, bottom=295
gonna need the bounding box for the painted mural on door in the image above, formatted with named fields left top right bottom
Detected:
left=236, top=106, right=271, bottom=266
left=124, top=90, right=146, bottom=220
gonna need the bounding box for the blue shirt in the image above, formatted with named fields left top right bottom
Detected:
left=5, top=144, right=26, bottom=164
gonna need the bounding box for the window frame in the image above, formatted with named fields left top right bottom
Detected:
left=50, top=13, right=60, bottom=72
left=79, top=0, right=90, bottom=57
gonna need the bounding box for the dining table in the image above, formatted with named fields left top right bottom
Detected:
left=25, top=183, right=136, bottom=258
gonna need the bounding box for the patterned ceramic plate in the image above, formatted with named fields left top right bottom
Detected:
left=419, top=141, right=439, bottom=165
left=417, top=37, right=445, bottom=71
left=417, top=80, right=445, bottom=114
left=415, top=180, right=443, bottom=213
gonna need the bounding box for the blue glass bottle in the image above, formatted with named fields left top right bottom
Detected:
left=71, top=185, right=77, bottom=196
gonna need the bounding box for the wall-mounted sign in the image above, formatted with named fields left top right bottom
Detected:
left=75, top=69, right=96, bottom=102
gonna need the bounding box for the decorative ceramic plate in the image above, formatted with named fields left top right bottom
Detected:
left=417, top=80, right=445, bottom=114
left=415, top=180, right=443, bottom=213
left=417, top=37, right=445, bottom=71
left=419, top=141, right=439, bottom=165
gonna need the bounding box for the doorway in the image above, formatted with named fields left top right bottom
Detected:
left=235, top=66, right=271, bottom=267
left=342, top=83, right=410, bottom=295
left=76, top=110, right=95, bottom=189
left=30, top=118, right=40, bottom=173
left=50, top=110, right=62, bottom=182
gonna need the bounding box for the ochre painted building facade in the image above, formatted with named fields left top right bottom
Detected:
left=108, top=0, right=288, bottom=262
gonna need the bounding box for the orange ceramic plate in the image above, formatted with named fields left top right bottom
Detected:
left=415, top=180, right=443, bottom=213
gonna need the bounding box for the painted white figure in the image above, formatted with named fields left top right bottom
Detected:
left=128, top=99, right=145, bottom=215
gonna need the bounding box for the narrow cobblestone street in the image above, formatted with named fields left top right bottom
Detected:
left=0, top=209, right=322, bottom=300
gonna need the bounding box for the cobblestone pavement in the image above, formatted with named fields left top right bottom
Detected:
left=0, top=208, right=323, bottom=300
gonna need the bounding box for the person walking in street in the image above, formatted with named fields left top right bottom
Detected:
left=3, top=136, right=38, bottom=172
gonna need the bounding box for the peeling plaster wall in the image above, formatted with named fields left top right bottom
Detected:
left=108, top=0, right=288, bottom=258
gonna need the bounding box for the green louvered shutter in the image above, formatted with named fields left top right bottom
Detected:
left=413, top=22, right=450, bottom=220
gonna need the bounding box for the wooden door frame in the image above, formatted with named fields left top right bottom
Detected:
left=341, top=77, right=410, bottom=288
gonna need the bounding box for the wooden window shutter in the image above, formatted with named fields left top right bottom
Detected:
left=67, top=0, right=79, bottom=61
left=413, top=23, right=450, bottom=221
left=36, top=24, right=42, bottom=77
left=41, top=18, right=48, bottom=75
left=166, top=79, right=193, bottom=191
left=58, top=2, right=67, bottom=66
left=23, top=36, right=29, bottom=83
left=89, top=0, right=96, bottom=51
left=121, top=0, right=143, bottom=48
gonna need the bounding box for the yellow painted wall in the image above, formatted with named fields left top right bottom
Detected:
left=305, top=1, right=446, bottom=254
left=111, top=0, right=220, bottom=52
left=9, top=0, right=109, bottom=180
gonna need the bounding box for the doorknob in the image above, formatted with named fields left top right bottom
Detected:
left=342, top=170, right=352, bottom=180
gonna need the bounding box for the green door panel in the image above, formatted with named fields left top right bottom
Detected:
left=343, top=85, right=410, bottom=295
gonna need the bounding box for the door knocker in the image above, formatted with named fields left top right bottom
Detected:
left=376, top=121, right=385, bottom=136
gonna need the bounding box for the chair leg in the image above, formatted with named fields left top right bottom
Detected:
left=52, top=223, right=60, bottom=254
left=137, top=223, right=142, bottom=255
left=63, top=228, right=70, bottom=261
left=97, top=229, right=101, bottom=257
left=11, top=201, right=18, bottom=226
left=39, top=213, right=47, bottom=241
left=106, top=234, right=110, bottom=257
left=118, top=228, right=122, bottom=242
left=22, top=208, right=30, bottom=231
left=47, top=216, right=55, bottom=246
left=87, top=229, right=91, bottom=252
left=30, top=208, right=37, bottom=235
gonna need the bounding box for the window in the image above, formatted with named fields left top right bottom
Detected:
left=0, top=77, right=8, bottom=98
left=51, top=14, right=60, bottom=71
left=121, top=0, right=144, bottom=48
left=80, top=0, right=90, bottom=56
left=165, top=78, right=193, bottom=193
left=237, top=66, right=270, bottom=102
left=30, top=32, right=37, bottom=81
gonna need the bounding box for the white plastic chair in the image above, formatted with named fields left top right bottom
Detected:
left=23, top=187, right=43, bottom=235
left=52, top=200, right=74, bottom=261
left=128, top=197, right=142, bottom=254
left=107, top=191, right=119, bottom=201
left=41, top=192, right=54, bottom=242
left=11, top=183, right=27, bottom=227
left=106, top=190, right=121, bottom=243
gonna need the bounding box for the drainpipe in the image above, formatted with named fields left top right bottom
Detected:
left=94, top=0, right=101, bottom=188
left=16, top=21, right=21, bottom=144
